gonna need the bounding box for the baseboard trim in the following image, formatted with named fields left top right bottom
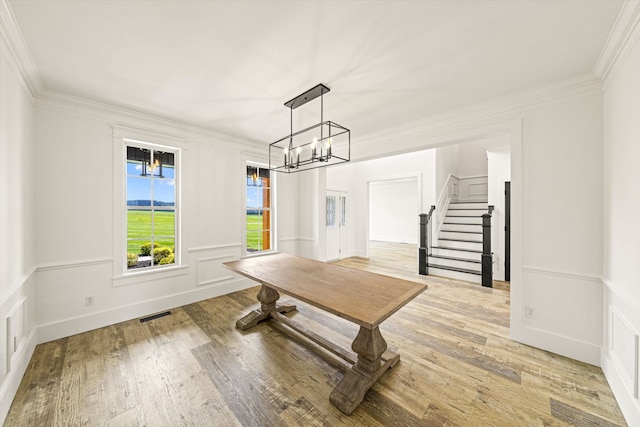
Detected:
left=37, top=277, right=255, bottom=344
left=512, top=325, right=601, bottom=366
left=0, top=328, right=37, bottom=425
left=602, top=349, right=640, bottom=427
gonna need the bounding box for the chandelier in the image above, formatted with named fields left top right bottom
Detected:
left=269, top=84, right=350, bottom=173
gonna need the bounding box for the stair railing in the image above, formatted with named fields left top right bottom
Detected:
left=419, top=205, right=436, bottom=275
left=481, top=205, right=495, bottom=287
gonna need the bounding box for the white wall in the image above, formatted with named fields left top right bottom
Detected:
left=601, top=8, right=640, bottom=424
left=32, top=99, right=261, bottom=342
left=369, top=178, right=419, bottom=244
left=515, top=91, right=604, bottom=364
left=487, top=146, right=511, bottom=281
left=435, top=145, right=458, bottom=199
left=0, top=36, right=37, bottom=422
left=458, top=139, right=489, bottom=177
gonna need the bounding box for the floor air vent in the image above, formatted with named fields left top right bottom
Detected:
left=139, top=311, right=172, bottom=323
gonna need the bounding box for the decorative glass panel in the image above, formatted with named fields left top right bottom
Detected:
left=326, top=196, right=336, bottom=228
left=340, top=196, right=346, bottom=227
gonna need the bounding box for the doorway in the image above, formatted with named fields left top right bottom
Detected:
left=368, top=177, right=420, bottom=245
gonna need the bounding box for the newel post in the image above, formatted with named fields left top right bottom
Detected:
left=419, top=213, right=428, bottom=275
left=481, top=213, right=493, bottom=287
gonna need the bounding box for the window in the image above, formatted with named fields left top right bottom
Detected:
left=246, top=164, right=272, bottom=253
left=126, top=144, right=177, bottom=270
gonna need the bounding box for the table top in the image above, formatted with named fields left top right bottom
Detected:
left=224, top=253, right=427, bottom=329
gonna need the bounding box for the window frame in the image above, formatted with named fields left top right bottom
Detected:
left=112, top=126, right=186, bottom=285
left=125, top=142, right=178, bottom=272
left=244, top=161, right=275, bottom=256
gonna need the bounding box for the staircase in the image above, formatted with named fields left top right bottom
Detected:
left=428, top=201, right=487, bottom=283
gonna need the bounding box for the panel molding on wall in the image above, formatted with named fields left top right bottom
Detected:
left=602, top=275, right=640, bottom=426
left=197, top=254, right=235, bottom=287
left=609, top=306, right=639, bottom=399
left=5, top=296, right=27, bottom=373
left=518, top=266, right=603, bottom=365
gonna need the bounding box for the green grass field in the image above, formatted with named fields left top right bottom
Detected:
left=127, top=210, right=175, bottom=254
left=246, top=213, right=269, bottom=251
left=127, top=211, right=270, bottom=254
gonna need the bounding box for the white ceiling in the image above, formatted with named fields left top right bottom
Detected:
left=8, top=0, right=623, bottom=144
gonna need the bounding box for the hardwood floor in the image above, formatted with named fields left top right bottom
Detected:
left=5, top=243, right=627, bottom=426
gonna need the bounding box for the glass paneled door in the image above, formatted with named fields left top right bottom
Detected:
left=326, top=190, right=348, bottom=260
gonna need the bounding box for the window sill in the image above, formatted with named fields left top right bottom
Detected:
left=112, top=264, right=189, bottom=287
left=244, top=250, right=277, bottom=259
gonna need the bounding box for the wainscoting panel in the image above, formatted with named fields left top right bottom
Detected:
left=457, top=176, right=488, bottom=202
left=196, top=254, right=235, bottom=287
left=5, top=296, right=27, bottom=373
left=609, top=307, right=639, bottom=398
left=519, top=266, right=602, bottom=365
left=602, top=277, right=640, bottom=426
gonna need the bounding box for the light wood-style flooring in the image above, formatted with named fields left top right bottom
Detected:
left=5, top=242, right=627, bottom=426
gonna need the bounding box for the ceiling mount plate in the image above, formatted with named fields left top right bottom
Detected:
left=284, top=83, right=330, bottom=110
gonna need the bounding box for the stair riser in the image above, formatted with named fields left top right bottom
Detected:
left=437, top=239, right=483, bottom=251
left=449, top=203, right=488, bottom=210
left=439, top=231, right=482, bottom=241
left=446, top=209, right=487, bottom=217
left=441, top=223, right=482, bottom=233
left=428, top=257, right=480, bottom=270
left=444, top=216, right=483, bottom=225
left=431, top=247, right=481, bottom=260
left=427, top=267, right=481, bottom=284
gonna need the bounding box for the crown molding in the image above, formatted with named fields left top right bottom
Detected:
left=593, top=0, right=640, bottom=86
left=352, top=73, right=601, bottom=160
left=0, top=0, right=43, bottom=97
left=36, top=89, right=264, bottom=150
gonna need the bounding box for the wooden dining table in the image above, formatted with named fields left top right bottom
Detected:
left=223, top=253, right=427, bottom=415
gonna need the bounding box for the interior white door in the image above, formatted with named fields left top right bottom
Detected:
left=326, top=190, right=347, bottom=261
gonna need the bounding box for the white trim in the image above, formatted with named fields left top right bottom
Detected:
left=602, top=349, right=640, bottom=426
left=196, top=254, right=236, bottom=287
left=37, top=89, right=261, bottom=149
left=5, top=295, right=27, bottom=373
left=0, top=267, right=35, bottom=305
left=602, top=275, right=640, bottom=313
left=112, top=265, right=190, bottom=287
left=519, top=325, right=601, bottom=366
left=608, top=306, right=639, bottom=398
left=521, top=265, right=602, bottom=283
left=36, top=258, right=112, bottom=272
left=0, top=328, right=36, bottom=425
left=352, top=74, right=601, bottom=160
left=594, top=0, right=640, bottom=87
left=187, top=243, right=243, bottom=253
left=36, top=277, right=255, bottom=344
left=198, top=276, right=235, bottom=287
left=0, top=0, right=43, bottom=97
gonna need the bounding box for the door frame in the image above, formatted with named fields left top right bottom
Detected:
left=366, top=174, right=422, bottom=256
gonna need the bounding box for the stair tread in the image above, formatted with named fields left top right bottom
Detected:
left=431, top=246, right=483, bottom=254
left=427, top=264, right=482, bottom=275
left=450, top=202, right=488, bottom=204
left=439, top=238, right=482, bottom=243
left=440, top=230, right=482, bottom=234
left=429, top=254, right=481, bottom=264
left=445, top=215, right=484, bottom=218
